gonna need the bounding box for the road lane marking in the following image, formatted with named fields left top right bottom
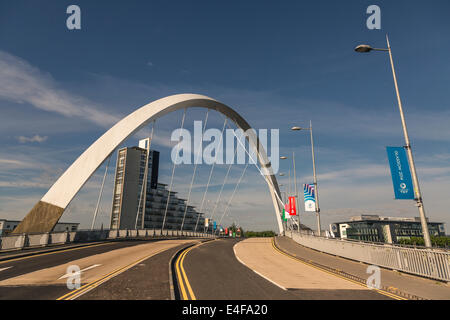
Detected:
left=233, top=243, right=287, bottom=291
left=176, top=248, right=191, bottom=300
left=57, top=241, right=198, bottom=300
left=0, top=242, right=114, bottom=265
left=271, top=238, right=407, bottom=300
left=175, top=240, right=216, bottom=300
left=58, top=264, right=102, bottom=280
left=0, top=267, right=13, bottom=272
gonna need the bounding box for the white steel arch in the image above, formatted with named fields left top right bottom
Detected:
left=13, top=94, right=284, bottom=234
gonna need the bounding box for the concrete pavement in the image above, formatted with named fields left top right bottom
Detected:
left=275, top=236, right=450, bottom=300
left=0, top=239, right=198, bottom=299
left=234, top=238, right=394, bottom=300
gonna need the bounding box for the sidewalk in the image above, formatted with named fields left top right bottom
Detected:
left=275, top=236, right=450, bottom=300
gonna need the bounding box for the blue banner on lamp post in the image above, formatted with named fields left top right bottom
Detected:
left=386, top=147, right=414, bottom=200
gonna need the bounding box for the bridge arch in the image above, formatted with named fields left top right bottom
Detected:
left=13, top=94, right=284, bottom=234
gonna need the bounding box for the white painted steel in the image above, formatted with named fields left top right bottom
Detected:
left=37, top=94, right=283, bottom=234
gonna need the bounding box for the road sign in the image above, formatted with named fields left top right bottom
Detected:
left=386, top=147, right=414, bottom=199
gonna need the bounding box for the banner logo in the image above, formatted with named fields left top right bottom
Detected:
left=386, top=147, right=414, bottom=200
left=303, top=184, right=316, bottom=212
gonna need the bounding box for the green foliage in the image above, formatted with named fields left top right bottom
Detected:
left=244, top=230, right=276, bottom=238
left=397, top=236, right=450, bottom=248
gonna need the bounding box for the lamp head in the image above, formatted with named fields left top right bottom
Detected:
left=354, top=45, right=373, bottom=53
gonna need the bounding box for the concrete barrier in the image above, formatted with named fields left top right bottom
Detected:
left=129, top=230, right=137, bottom=237
left=68, top=232, right=77, bottom=242
left=154, top=229, right=162, bottom=237
left=108, top=230, right=119, bottom=239
left=50, top=232, right=68, bottom=244
left=71, top=230, right=109, bottom=242
left=28, top=233, right=49, bottom=247
left=147, top=229, right=155, bottom=237
left=137, top=229, right=147, bottom=237
left=1, top=234, right=26, bottom=250
left=118, top=230, right=128, bottom=238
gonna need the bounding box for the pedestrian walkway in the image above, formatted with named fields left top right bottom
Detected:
left=275, top=236, right=450, bottom=300
left=234, top=238, right=397, bottom=300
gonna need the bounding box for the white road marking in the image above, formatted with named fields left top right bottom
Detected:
left=58, top=264, right=102, bottom=279
left=0, top=267, right=13, bottom=272
left=233, top=243, right=286, bottom=291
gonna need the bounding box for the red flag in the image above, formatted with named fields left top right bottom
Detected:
left=288, top=196, right=297, bottom=216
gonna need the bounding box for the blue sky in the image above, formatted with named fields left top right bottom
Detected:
left=0, top=0, right=449, bottom=232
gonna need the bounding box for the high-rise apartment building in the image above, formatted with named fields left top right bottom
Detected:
left=110, top=139, right=206, bottom=231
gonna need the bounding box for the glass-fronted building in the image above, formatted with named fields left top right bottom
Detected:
left=110, top=138, right=207, bottom=231
left=330, top=215, right=446, bottom=244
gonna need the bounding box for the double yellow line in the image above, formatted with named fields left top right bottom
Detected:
left=175, top=240, right=215, bottom=300
left=175, top=245, right=197, bottom=300
left=57, top=247, right=169, bottom=300
left=271, top=238, right=407, bottom=301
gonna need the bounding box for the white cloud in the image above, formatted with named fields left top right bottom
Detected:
left=17, top=135, right=48, bottom=143
left=0, top=50, right=121, bottom=127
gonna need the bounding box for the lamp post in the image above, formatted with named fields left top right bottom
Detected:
left=280, top=155, right=301, bottom=233
left=292, top=122, right=321, bottom=236
left=355, top=35, right=432, bottom=248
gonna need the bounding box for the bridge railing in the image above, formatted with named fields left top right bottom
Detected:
left=0, top=229, right=215, bottom=252
left=285, top=230, right=450, bottom=282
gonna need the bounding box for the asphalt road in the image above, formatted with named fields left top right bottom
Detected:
left=182, top=238, right=297, bottom=300
left=0, top=239, right=196, bottom=300
left=182, top=238, right=393, bottom=300
left=0, top=240, right=154, bottom=282
left=79, top=242, right=193, bottom=300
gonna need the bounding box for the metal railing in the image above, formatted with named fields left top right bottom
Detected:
left=286, top=230, right=450, bottom=282
left=0, top=229, right=215, bottom=252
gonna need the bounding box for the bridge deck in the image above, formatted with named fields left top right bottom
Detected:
left=275, top=236, right=450, bottom=300
left=234, top=238, right=392, bottom=300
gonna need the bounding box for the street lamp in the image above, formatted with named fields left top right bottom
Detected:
left=355, top=35, right=432, bottom=248
left=291, top=122, right=322, bottom=236
left=280, top=155, right=301, bottom=233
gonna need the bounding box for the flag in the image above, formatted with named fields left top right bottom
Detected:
left=386, top=147, right=414, bottom=199
left=283, top=204, right=291, bottom=220
left=288, top=196, right=297, bottom=216
left=303, top=184, right=316, bottom=212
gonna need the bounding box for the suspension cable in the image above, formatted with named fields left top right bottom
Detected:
left=180, top=110, right=209, bottom=232
left=195, top=117, right=228, bottom=231
left=226, top=122, right=284, bottom=208
left=91, top=155, right=111, bottom=230
left=215, top=162, right=249, bottom=234
left=161, top=109, right=187, bottom=231
left=208, top=146, right=238, bottom=231
left=135, top=119, right=156, bottom=229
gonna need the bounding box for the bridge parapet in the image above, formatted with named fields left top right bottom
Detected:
left=0, top=229, right=216, bottom=253
left=286, top=231, right=450, bottom=282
